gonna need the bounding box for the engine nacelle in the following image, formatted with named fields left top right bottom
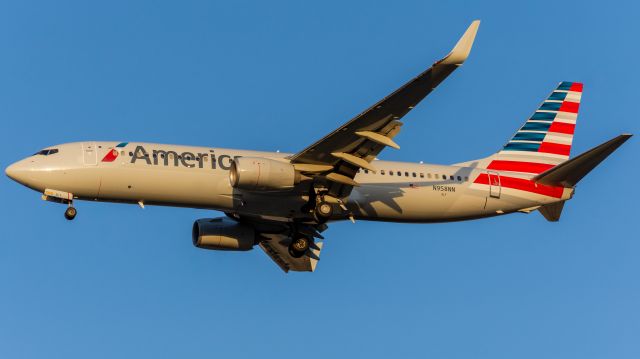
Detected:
left=229, top=157, right=298, bottom=191
left=192, top=218, right=255, bottom=251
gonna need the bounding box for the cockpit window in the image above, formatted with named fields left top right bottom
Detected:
left=34, top=149, right=59, bottom=156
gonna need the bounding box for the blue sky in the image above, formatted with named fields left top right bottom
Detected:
left=1, top=0, right=639, bottom=358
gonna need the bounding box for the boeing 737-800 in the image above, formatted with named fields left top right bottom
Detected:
left=5, top=21, right=632, bottom=272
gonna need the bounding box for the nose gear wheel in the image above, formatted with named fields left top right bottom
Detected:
left=64, top=206, right=77, bottom=220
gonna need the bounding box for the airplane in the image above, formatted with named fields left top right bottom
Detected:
left=5, top=20, right=632, bottom=272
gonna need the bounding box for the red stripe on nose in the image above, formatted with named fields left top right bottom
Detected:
left=101, top=149, right=119, bottom=162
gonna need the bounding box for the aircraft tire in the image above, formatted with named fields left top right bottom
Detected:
left=314, top=201, right=333, bottom=223
left=288, top=236, right=309, bottom=258
left=64, top=207, right=77, bottom=221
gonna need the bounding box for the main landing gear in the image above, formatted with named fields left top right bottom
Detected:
left=288, top=236, right=310, bottom=258
left=64, top=205, right=77, bottom=220
left=313, top=200, right=333, bottom=223
left=302, top=188, right=335, bottom=224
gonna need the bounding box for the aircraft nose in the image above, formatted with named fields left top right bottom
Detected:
left=5, top=160, right=30, bottom=183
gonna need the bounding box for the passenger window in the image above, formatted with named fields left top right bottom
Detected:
left=450, top=175, right=454, bottom=180
left=397, top=171, right=401, bottom=176
left=442, top=175, right=446, bottom=180
left=457, top=176, right=462, bottom=181
left=419, top=173, right=424, bottom=178
left=464, top=176, right=469, bottom=181
left=412, top=172, right=417, bottom=177
left=405, top=172, right=409, bottom=177
left=381, top=170, right=385, bottom=175
left=427, top=173, right=432, bottom=179
left=129, top=152, right=133, bottom=156
left=390, top=171, right=394, bottom=176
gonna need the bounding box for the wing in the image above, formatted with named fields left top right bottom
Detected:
left=231, top=22, right=480, bottom=272
left=289, top=20, right=480, bottom=198
left=259, top=235, right=323, bottom=273
left=227, top=214, right=326, bottom=273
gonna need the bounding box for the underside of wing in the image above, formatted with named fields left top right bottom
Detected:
left=259, top=234, right=323, bottom=272
left=224, top=214, right=327, bottom=273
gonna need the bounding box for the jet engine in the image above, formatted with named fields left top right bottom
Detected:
left=192, top=217, right=256, bottom=251
left=229, top=157, right=299, bottom=191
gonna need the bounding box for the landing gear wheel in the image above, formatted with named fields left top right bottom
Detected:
left=288, top=236, right=310, bottom=258
left=64, top=206, right=77, bottom=221
left=314, top=201, right=333, bottom=223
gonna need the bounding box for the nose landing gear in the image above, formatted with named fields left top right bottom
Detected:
left=64, top=206, right=77, bottom=220
left=42, top=189, right=77, bottom=221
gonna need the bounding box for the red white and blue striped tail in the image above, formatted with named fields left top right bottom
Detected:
left=486, top=81, right=583, bottom=175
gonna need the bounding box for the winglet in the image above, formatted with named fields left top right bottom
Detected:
left=439, top=20, right=480, bottom=66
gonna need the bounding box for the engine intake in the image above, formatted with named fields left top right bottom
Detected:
left=192, top=217, right=255, bottom=251
left=229, top=157, right=298, bottom=191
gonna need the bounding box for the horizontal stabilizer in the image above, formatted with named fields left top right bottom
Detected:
left=534, top=134, right=632, bottom=187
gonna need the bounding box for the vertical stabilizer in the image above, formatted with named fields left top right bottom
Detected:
left=481, top=82, right=583, bottom=176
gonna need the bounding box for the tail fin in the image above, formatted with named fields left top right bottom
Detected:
left=485, top=82, right=583, bottom=175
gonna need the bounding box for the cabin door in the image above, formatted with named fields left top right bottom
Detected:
left=487, top=171, right=501, bottom=199
left=83, top=142, right=98, bottom=165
